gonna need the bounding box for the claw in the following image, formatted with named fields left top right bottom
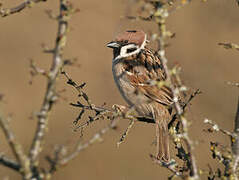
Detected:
left=112, top=104, right=127, bottom=113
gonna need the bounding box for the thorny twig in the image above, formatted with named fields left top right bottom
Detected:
left=66, top=67, right=200, bottom=134
left=0, top=0, right=46, bottom=17
left=61, top=71, right=92, bottom=109
left=61, top=70, right=113, bottom=131
left=43, top=72, right=122, bottom=175
left=64, top=68, right=200, bottom=152
left=62, top=70, right=145, bottom=147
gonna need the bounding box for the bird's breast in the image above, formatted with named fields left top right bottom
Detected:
left=112, top=61, right=147, bottom=107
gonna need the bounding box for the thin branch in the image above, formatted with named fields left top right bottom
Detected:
left=29, top=0, right=72, bottom=166
left=0, top=0, right=45, bottom=17
left=45, top=145, right=65, bottom=174
left=150, top=154, right=183, bottom=178
left=204, top=118, right=235, bottom=138
left=61, top=71, right=92, bottom=108
left=232, top=97, right=239, bottom=173
left=169, top=89, right=201, bottom=129
left=29, top=59, right=47, bottom=77
left=59, top=123, right=115, bottom=165
left=209, top=141, right=231, bottom=173
left=227, top=81, right=239, bottom=88
left=63, top=70, right=200, bottom=130
left=73, top=110, right=110, bottom=131
left=117, top=119, right=135, bottom=147
left=182, top=89, right=201, bottom=110
left=0, top=114, right=31, bottom=179
left=0, top=153, right=20, bottom=172
left=159, top=38, right=199, bottom=180
left=218, top=42, right=239, bottom=51
left=46, top=120, right=119, bottom=176
left=152, top=2, right=198, bottom=178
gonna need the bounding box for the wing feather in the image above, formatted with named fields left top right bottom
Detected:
left=125, top=48, right=173, bottom=106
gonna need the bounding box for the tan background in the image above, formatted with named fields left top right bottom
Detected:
left=0, top=0, right=239, bottom=179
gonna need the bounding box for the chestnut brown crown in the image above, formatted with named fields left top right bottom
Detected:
left=107, top=30, right=147, bottom=60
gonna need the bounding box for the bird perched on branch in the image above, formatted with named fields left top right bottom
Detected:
left=107, top=30, right=176, bottom=162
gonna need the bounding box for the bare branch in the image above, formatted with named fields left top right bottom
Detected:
left=117, top=119, right=135, bottom=147
left=29, top=0, right=73, bottom=166
left=160, top=34, right=199, bottom=180
left=125, top=1, right=199, bottom=177
left=218, top=42, right=239, bottom=51
left=227, top=81, right=239, bottom=88
left=0, top=0, right=45, bottom=18
left=60, top=123, right=116, bottom=165
left=204, top=118, right=235, bottom=138
left=0, top=153, right=20, bottom=172
left=0, top=114, right=31, bottom=179
left=45, top=120, right=119, bottom=176
left=61, top=71, right=92, bottom=108
left=153, top=3, right=198, bottom=178
left=232, top=97, right=239, bottom=173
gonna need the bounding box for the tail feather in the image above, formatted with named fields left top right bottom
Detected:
left=156, top=119, right=170, bottom=162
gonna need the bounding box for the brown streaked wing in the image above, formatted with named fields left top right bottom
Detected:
left=126, top=48, right=173, bottom=106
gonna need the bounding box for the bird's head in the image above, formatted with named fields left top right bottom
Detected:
left=107, top=30, right=147, bottom=61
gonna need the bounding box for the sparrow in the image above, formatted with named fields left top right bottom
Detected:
left=107, top=30, right=173, bottom=162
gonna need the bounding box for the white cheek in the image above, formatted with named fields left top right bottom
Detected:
left=113, top=35, right=147, bottom=61
left=120, top=46, right=128, bottom=57
left=118, top=44, right=140, bottom=59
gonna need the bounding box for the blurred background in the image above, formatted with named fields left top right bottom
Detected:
left=0, top=0, right=239, bottom=179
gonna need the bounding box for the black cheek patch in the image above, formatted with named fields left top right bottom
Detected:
left=113, top=47, right=121, bottom=59
left=127, top=30, right=137, bottom=33
left=127, top=47, right=137, bottom=53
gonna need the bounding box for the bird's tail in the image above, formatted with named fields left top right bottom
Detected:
left=155, top=119, right=170, bottom=162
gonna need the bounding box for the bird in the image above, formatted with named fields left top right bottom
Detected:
left=107, top=30, right=174, bottom=162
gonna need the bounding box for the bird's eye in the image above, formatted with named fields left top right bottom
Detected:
left=127, top=47, right=137, bottom=53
